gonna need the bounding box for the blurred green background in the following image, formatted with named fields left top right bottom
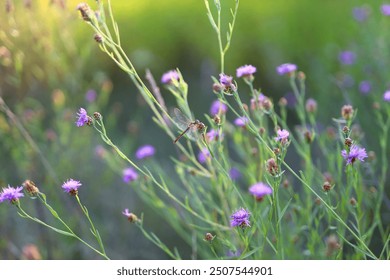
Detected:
left=0, top=0, right=388, bottom=259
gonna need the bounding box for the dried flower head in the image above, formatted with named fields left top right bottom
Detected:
left=61, top=179, right=81, bottom=196
left=204, top=232, right=215, bottom=242
left=249, top=182, right=272, bottom=201
left=266, top=158, right=279, bottom=176
left=305, top=98, right=317, bottom=113
left=22, top=180, right=39, bottom=196
left=326, top=234, right=340, bottom=257
left=230, top=208, right=251, bottom=228
left=322, top=181, right=332, bottom=192
left=94, top=34, right=103, bottom=43
left=0, top=185, right=24, bottom=204
left=350, top=197, right=357, bottom=206
left=341, top=105, right=354, bottom=120
left=76, top=2, right=93, bottom=22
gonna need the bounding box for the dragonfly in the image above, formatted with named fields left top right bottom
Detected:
left=173, top=108, right=206, bottom=143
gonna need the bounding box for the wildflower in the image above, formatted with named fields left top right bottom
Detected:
left=206, top=129, right=223, bottom=142
left=229, top=167, right=241, bottom=180
left=249, top=182, right=272, bottom=201
left=122, top=167, right=138, bottom=183
left=22, top=180, right=39, bottom=196
left=230, top=208, right=251, bottom=228
left=0, top=185, right=24, bottom=204
left=359, top=81, right=371, bottom=95
left=93, top=34, right=103, bottom=44
left=275, top=129, right=289, bottom=143
left=76, top=108, right=89, bottom=127
left=135, top=145, right=155, bottom=159
left=219, top=73, right=236, bottom=92
left=266, top=158, right=279, bottom=176
left=85, top=89, right=97, bottom=103
left=325, top=234, right=340, bottom=257
left=236, top=64, right=256, bottom=78
left=250, top=93, right=265, bottom=110
left=341, top=105, right=354, bottom=120
left=344, top=137, right=353, bottom=147
left=234, top=117, right=248, bottom=127
left=338, top=51, right=356, bottom=65
left=278, top=97, right=288, bottom=107
left=198, top=147, right=211, bottom=164
left=341, top=145, right=368, bottom=165
left=305, top=98, right=317, bottom=113
left=276, top=63, right=297, bottom=75
left=384, top=90, right=390, bottom=102
left=352, top=6, right=370, bottom=22
left=122, top=209, right=138, bottom=223
left=76, top=3, right=93, bottom=22
left=322, top=181, right=332, bottom=192
left=204, top=233, right=215, bottom=242
left=161, top=70, right=180, bottom=84
left=381, top=4, right=390, bottom=16
left=210, top=100, right=227, bottom=116
left=61, top=179, right=82, bottom=196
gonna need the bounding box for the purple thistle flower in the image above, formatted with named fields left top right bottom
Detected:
left=234, top=117, right=248, bottom=127
left=61, top=179, right=82, bottom=195
left=76, top=108, right=88, bottom=127
left=384, top=90, right=390, bottom=102
left=85, top=89, right=97, bottom=103
left=210, top=100, right=228, bottom=116
left=341, top=145, right=368, bottom=165
left=230, top=208, right=251, bottom=228
left=359, top=81, right=371, bottom=95
left=275, top=129, right=289, bottom=142
left=339, top=51, right=356, bottom=65
left=236, top=64, right=257, bottom=78
left=135, top=145, right=155, bottom=159
left=206, top=129, right=223, bottom=142
left=352, top=6, right=370, bottom=22
left=161, top=70, right=180, bottom=84
left=381, top=4, right=390, bottom=16
left=198, top=147, right=210, bottom=164
left=0, top=185, right=24, bottom=203
left=249, top=182, right=272, bottom=201
left=276, top=63, right=297, bottom=75
left=219, top=73, right=233, bottom=86
left=229, top=167, right=241, bottom=180
left=122, top=167, right=138, bottom=183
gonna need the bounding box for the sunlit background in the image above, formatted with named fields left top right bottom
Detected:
left=0, top=0, right=388, bottom=259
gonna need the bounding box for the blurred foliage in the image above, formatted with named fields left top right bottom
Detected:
left=0, top=0, right=389, bottom=259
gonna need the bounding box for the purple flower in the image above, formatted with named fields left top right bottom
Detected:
left=85, top=89, right=97, bottom=103
left=206, top=129, right=223, bottom=142
left=249, top=182, right=272, bottom=201
left=161, top=70, right=180, bottom=84
left=381, top=4, right=390, bottom=16
left=135, top=145, right=155, bottom=159
left=229, top=167, right=241, bottom=180
left=352, top=6, right=370, bottom=22
left=230, top=208, right=251, bottom=228
left=76, top=108, right=88, bottom=127
left=236, top=64, right=257, bottom=78
left=276, top=63, right=297, bottom=75
left=219, top=73, right=233, bottom=86
left=305, top=98, right=318, bottom=113
left=275, top=129, right=289, bottom=142
left=0, top=185, right=24, bottom=203
left=339, top=51, right=356, bottom=65
left=359, top=81, right=371, bottom=95
left=341, top=145, right=368, bottom=165
left=122, top=208, right=138, bottom=222
left=198, top=147, right=210, bottom=164
left=122, top=167, right=138, bottom=183
left=210, top=100, right=228, bottom=116
left=61, top=179, right=82, bottom=195
left=384, top=90, right=390, bottom=102
left=234, top=117, right=248, bottom=127
left=250, top=93, right=266, bottom=110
